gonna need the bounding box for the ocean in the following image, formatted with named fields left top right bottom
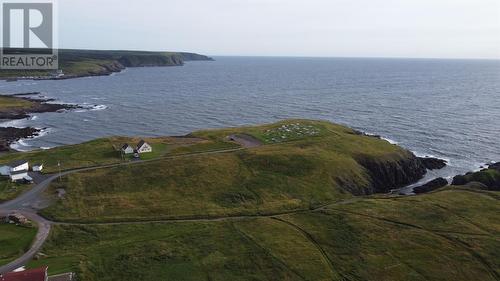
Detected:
left=0, top=56, right=499, bottom=187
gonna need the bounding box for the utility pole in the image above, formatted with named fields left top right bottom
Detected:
left=58, top=161, right=62, bottom=182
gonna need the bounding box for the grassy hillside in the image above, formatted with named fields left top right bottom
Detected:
left=0, top=96, right=35, bottom=112
left=0, top=49, right=213, bottom=79
left=0, top=136, right=235, bottom=174
left=0, top=177, right=32, bottom=203
left=40, top=120, right=424, bottom=223
left=28, top=188, right=500, bottom=281
left=0, top=224, right=37, bottom=267
left=2, top=120, right=498, bottom=280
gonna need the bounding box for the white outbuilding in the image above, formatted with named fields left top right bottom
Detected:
left=121, top=144, right=134, bottom=154
left=136, top=140, right=152, bottom=154
left=32, top=163, right=43, bottom=172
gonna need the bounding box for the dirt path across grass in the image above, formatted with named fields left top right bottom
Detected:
left=227, top=134, right=263, bottom=148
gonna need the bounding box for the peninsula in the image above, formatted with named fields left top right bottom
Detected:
left=0, top=120, right=498, bottom=281
left=0, top=49, right=213, bottom=80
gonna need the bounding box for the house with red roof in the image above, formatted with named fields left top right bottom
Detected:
left=0, top=267, right=48, bottom=281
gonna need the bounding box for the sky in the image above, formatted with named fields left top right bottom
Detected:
left=57, top=0, right=500, bottom=59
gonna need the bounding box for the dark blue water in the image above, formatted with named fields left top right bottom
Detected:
left=0, top=57, right=499, bottom=185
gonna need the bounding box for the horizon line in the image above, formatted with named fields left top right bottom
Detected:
left=40, top=46, right=500, bottom=61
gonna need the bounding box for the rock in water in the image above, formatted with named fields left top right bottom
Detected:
left=488, top=162, right=500, bottom=171
left=418, top=157, right=447, bottom=170
left=0, top=127, right=41, bottom=151
left=413, top=177, right=448, bottom=194
left=451, top=164, right=500, bottom=191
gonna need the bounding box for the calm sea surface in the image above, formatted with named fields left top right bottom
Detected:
left=1, top=57, right=499, bottom=185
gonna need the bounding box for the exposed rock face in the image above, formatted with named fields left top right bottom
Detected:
left=418, top=157, right=447, bottom=170
left=451, top=175, right=468, bottom=186
left=0, top=95, right=78, bottom=120
left=179, top=52, right=214, bottom=61
left=0, top=94, right=78, bottom=151
left=0, top=126, right=41, bottom=151
left=357, top=152, right=427, bottom=193
left=452, top=164, right=500, bottom=191
left=413, top=177, right=448, bottom=194
left=118, top=54, right=184, bottom=67
left=463, top=181, right=489, bottom=190
left=0, top=50, right=213, bottom=80
left=488, top=162, right=500, bottom=171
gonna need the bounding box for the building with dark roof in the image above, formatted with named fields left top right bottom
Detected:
left=121, top=144, right=134, bottom=154
left=136, top=140, right=152, bottom=154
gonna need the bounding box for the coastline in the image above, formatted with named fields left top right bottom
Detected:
left=0, top=49, right=214, bottom=82
left=0, top=94, right=79, bottom=152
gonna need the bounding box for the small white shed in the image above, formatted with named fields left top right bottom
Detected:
left=33, top=163, right=43, bottom=172
left=121, top=144, right=134, bottom=154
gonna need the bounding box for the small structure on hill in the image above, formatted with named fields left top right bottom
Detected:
left=9, top=170, right=30, bottom=182
left=136, top=140, right=152, bottom=154
left=6, top=213, right=29, bottom=225
left=121, top=144, right=134, bottom=154
left=47, top=272, right=75, bottom=281
left=32, top=163, right=44, bottom=172
left=1, top=160, right=29, bottom=177
left=0, top=266, right=48, bottom=281
left=0, top=160, right=33, bottom=183
left=9, top=160, right=29, bottom=173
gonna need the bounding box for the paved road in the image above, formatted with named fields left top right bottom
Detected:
left=0, top=147, right=243, bottom=275
left=0, top=211, right=51, bottom=274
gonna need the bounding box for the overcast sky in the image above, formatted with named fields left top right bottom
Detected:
left=58, top=0, right=500, bottom=59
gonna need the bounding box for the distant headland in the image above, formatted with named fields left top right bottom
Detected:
left=0, top=49, right=213, bottom=81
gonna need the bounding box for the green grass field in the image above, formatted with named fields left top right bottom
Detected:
left=27, top=188, right=500, bottom=281
left=0, top=224, right=37, bottom=267
left=0, top=177, right=32, bottom=203
left=0, top=96, right=35, bottom=111
left=40, top=120, right=414, bottom=223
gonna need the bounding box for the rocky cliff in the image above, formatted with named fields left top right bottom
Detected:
left=452, top=163, right=500, bottom=191
left=0, top=49, right=214, bottom=80
left=357, top=151, right=427, bottom=193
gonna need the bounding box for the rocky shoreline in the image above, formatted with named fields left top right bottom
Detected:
left=0, top=94, right=78, bottom=120
left=0, top=93, right=79, bottom=151
left=0, top=126, right=41, bottom=151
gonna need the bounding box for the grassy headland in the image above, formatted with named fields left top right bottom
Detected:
left=0, top=49, right=213, bottom=79
left=1, top=119, right=498, bottom=280
left=39, top=120, right=426, bottom=222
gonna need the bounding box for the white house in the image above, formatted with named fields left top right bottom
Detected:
left=33, top=163, right=43, bottom=172
left=136, top=140, right=152, bottom=154
left=121, top=144, right=134, bottom=154
left=0, top=160, right=29, bottom=176
left=9, top=160, right=29, bottom=172
left=10, top=170, right=29, bottom=182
